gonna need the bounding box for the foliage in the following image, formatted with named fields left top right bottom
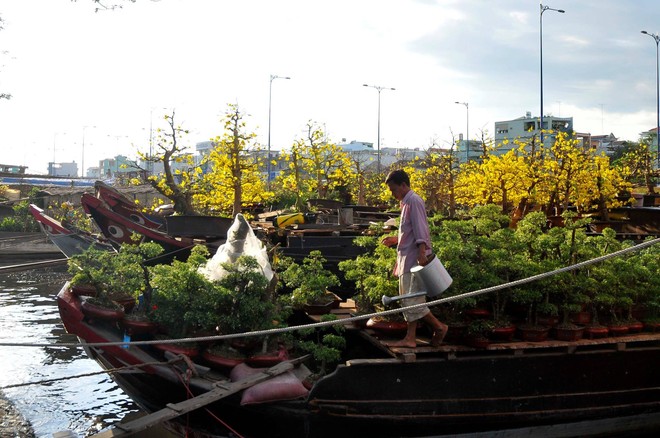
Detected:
left=136, top=110, right=203, bottom=215
left=280, top=250, right=340, bottom=307
left=338, top=235, right=398, bottom=313
left=466, top=319, right=495, bottom=339
left=0, top=187, right=41, bottom=232
left=295, top=313, right=346, bottom=376
left=196, top=104, right=269, bottom=216
left=413, top=143, right=460, bottom=217
left=455, top=131, right=631, bottom=216
left=149, top=245, right=224, bottom=338
left=68, top=240, right=164, bottom=307
left=49, top=201, right=95, bottom=234
left=215, top=255, right=286, bottom=335
left=275, top=121, right=353, bottom=210
left=613, top=137, right=658, bottom=194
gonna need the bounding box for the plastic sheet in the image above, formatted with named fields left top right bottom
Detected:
left=199, top=213, right=274, bottom=281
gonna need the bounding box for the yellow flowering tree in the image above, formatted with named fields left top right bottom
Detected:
left=614, top=137, right=658, bottom=195
left=274, top=121, right=353, bottom=210
left=196, top=104, right=268, bottom=217
left=413, top=143, right=460, bottom=217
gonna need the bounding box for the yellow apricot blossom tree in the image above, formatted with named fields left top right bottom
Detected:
left=195, top=104, right=268, bottom=217
left=275, top=121, right=353, bottom=210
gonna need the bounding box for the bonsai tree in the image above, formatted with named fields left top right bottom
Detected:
left=68, top=245, right=113, bottom=292
left=280, top=250, right=340, bottom=308
left=338, top=235, right=398, bottom=314
left=214, top=255, right=290, bottom=353
left=149, top=245, right=224, bottom=338
left=295, top=313, right=346, bottom=377
left=431, top=206, right=511, bottom=322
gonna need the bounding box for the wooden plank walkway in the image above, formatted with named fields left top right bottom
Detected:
left=89, top=355, right=308, bottom=437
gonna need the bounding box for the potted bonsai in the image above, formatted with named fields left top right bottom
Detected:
left=338, top=235, right=399, bottom=327
left=464, top=318, right=495, bottom=349
left=213, top=254, right=290, bottom=363
left=68, top=246, right=126, bottom=323
left=281, top=250, right=341, bottom=315
left=148, top=245, right=223, bottom=357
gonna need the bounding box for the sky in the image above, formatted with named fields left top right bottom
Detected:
left=1, top=0, right=660, bottom=175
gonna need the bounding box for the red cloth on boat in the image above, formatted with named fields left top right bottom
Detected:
left=230, top=363, right=308, bottom=405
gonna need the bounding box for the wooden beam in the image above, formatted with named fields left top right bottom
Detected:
left=90, top=355, right=309, bottom=437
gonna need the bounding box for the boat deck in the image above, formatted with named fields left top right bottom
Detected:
left=305, top=300, right=660, bottom=363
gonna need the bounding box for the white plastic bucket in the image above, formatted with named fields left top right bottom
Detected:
left=410, top=254, right=452, bottom=297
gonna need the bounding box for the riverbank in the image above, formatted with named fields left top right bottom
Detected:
left=1, top=391, right=35, bottom=438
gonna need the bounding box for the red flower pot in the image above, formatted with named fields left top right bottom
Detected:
left=366, top=317, right=408, bottom=336
left=120, top=317, right=158, bottom=336
left=80, top=299, right=125, bottom=323
left=70, top=284, right=97, bottom=297
left=627, top=321, right=644, bottom=334
left=202, top=350, right=245, bottom=371
left=490, top=325, right=516, bottom=342
left=554, top=326, right=585, bottom=342
left=569, top=311, right=591, bottom=325
left=464, top=336, right=490, bottom=349
left=584, top=325, right=609, bottom=339
left=518, top=326, right=549, bottom=342
left=644, top=321, right=660, bottom=332
left=608, top=325, right=629, bottom=337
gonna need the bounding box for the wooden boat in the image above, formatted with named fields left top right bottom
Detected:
left=93, top=180, right=165, bottom=231
left=28, top=204, right=114, bottom=258
left=57, top=282, right=660, bottom=437
left=80, top=193, right=225, bottom=261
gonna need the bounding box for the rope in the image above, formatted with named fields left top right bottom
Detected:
left=0, top=357, right=184, bottom=390
left=0, top=237, right=657, bottom=349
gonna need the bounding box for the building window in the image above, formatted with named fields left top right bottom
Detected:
left=524, top=121, right=536, bottom=131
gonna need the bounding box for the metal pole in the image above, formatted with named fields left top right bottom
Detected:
left=363, top=84, right=395, bottom=174
left=642, top=31, right=660, bottom=167
left=377, top=88, right=382, bottom=173
left=267, top=74, right=290, bottom=189
left=540, top=3, right=565, bottom=145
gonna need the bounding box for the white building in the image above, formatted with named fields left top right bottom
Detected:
left=494, top=112, right=573, bottom=151
left=47, top=161, right=78, bottom=177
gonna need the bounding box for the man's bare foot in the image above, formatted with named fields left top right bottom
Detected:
left=383, top=338, right=417, bottom=348
left=430, top=323, right=448, bottom=347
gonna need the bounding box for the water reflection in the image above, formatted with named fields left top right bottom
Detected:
left=0, top=267, right=139, bottom=437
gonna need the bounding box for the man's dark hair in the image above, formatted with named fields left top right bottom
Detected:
left=385, top=169, right=410, bottom=186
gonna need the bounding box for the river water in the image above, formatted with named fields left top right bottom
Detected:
left=0, top=266, right=139, bottom=437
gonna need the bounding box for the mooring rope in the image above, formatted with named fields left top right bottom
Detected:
left=0, top=236, right=657, bottom=349
left=0, top=357, right=184, bottom=390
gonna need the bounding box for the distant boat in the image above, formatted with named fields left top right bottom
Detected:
left=28, top=204, right=114, bottom=258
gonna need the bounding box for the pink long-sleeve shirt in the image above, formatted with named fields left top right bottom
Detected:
left=394, top=190, right=432, bottom=277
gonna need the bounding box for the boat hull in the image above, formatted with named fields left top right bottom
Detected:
left=56, top=284, right=660, bottom=437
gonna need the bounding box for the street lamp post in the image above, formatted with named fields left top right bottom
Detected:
left=540, top=2, right=564, bottom=145
left=363, top=83, right=395, bottom=174
left=641, top=30, right=660, bottom=167
left=81, top=125, right=96, bottom=178
left=454, top=101, right=469, bottom=163
left=267, top=74, right=291, bottom=188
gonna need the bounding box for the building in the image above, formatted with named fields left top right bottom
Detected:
left=455, top=134, right=485, bottom=164
left=47, top=162, right=78, bottom=177
left=494, top=112, right=573, bottom=153
left=0, top=164, right=27, bottom=174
